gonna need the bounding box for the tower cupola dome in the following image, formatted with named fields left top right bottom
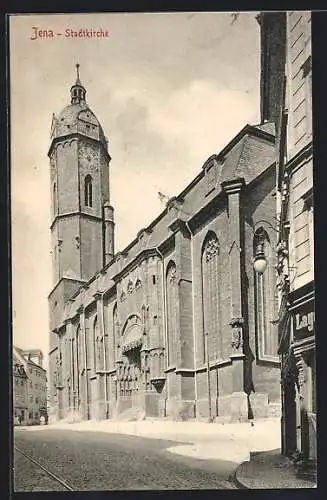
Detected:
left=70, top=63, right=86, bottom=105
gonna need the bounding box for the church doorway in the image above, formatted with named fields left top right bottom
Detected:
left=117, top=315, right=144, bottom=412
left=120, top=347, right=141, bottom=400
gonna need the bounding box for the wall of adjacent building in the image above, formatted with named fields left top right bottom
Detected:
left=285, top=11, right=313, bottom=292
left=26, top=361, right=47, bottom=424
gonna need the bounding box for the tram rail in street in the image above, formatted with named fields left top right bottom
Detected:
left=14, top=446, right=75, bottom=491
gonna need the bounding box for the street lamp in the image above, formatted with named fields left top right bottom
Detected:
left=253, top=241, right=267, bottom=275
left=252, top=219, right=280, bottom=275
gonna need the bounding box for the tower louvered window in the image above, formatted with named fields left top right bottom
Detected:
left=84, top=175, right=93, bottom=207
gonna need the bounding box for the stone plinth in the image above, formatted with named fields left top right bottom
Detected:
left=249, top=392, right=269, bottom=419
left=218, top=391, right=249, bottom=422
left=166, top=399, right=196, bottom=421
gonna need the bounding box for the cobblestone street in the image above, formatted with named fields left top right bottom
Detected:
left=14, top=428, right=238, bottom=491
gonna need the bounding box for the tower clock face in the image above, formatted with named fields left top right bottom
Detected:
left=79, top=144, right=99, bottom=172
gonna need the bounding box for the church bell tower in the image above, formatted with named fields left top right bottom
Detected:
left=48, top=64, right=115, bottom=345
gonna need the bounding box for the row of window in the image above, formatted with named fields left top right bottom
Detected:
left=29, top=367, right=43, bottom=377
left=15, top=378, right=46, bottom=391
left=31, top=382, right=46, bottom=390
left=29, top=395, right=40, bottom=404
left=14, top=379, right=25, bottom=386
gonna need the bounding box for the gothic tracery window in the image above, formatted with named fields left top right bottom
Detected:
left=254, top=229, right=278, bottom=361
left=84, top=174, right=93, bottom=207
left=166, top=261, right=178, bottom=366
left=202, top=232, right=221, bottom=362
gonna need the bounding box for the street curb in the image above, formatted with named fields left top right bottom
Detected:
left=229, top=464, right=249, bottom=489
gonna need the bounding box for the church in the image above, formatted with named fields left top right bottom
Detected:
left=48, top=64, right=281, bottom=423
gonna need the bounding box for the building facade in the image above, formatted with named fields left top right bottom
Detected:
left=48, top=66, right=283, bottom=423
left=13, top=347, right=47, bottom=425
left=13, top=349, right=28, bottom=425
left=259, top=11, right=315, bottom=468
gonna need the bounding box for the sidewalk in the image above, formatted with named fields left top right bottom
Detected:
left=234, top=449, right=317, bottom=489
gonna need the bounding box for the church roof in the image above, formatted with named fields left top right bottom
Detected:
left=51, top=103, right=106, bottom=143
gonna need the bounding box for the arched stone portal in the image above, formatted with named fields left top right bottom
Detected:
left=115, top=313, right=164, bottom=418
left=116, top=316, right=144, bottom=413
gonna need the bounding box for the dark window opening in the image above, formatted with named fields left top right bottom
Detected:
left=84, top=174, right=93, bottom=207
left=152, top=275, right=156, bottom=285
left=53, top=183, right=57, bottom=216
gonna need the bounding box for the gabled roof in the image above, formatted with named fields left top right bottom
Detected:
left=13, top=346, right=46, bottom=371
left=13, top=346, right=27, bottom=370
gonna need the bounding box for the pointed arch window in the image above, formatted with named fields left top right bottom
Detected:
left=71, top=337, right=75, bottom=392
left=254, top=229, right=278, bottom=361
left=84, top=175, right=93, bottom=207
left=74, top=325, right=82, bottom=401
left=166, top=261, right=178, bottom=366
left=202, top=232, right=222, bottom=362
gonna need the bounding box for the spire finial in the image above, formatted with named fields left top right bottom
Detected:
left=76, top=63, right=81, bottom=84
left=71, top=63, right=86, bottom=104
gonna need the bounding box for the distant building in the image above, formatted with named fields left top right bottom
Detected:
left=48, top=65, right=281, bottom=423
left=13, top=349, right=28, bottom=425
left=13, top=347, right=47, bottom=425
left=258, top=11, right=315, bottom=470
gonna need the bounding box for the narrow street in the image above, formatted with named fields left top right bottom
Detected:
left=14, top=428, right=238, bottom=491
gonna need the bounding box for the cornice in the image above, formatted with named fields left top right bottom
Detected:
left=221, top=177, right=246, bottom=195
left=48, top=131, right=111, bottom=161
left=50, top=211, right=103, bottom=230
left=48, top=276, right=86, bottom=299
left=285, top=141, right=313, bottom=174
left=112, top=248, right=159, bottom=282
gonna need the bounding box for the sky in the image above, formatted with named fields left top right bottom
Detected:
left=10, top=12, right=261, bottom=370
